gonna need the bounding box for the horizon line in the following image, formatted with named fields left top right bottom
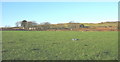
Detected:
left=0, top=20, right=118, bottom=27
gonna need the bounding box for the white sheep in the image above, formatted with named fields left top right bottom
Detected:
left=72, top=38, right=79, bottom=41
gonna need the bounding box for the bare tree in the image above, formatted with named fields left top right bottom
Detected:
left=40, top=22, right=50, bottom=25
left=15, top=21, right=21, bottom=27
left=40, top=22, right=51, bottom=30
left=69, top=21, right=75, bottom=23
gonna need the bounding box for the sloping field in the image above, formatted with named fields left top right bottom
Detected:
left=83, top=22, right=117, bottom=26
left=2, top=31, right=118, bottom=60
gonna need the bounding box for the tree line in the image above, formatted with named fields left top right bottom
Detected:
left=15, top=20, right=86, bottom=31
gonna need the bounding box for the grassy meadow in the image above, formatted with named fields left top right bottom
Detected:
left=2, top=31, right=118, bottom=60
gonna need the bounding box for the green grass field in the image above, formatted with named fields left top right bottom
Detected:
left=2, top=31, right=118, bottom=60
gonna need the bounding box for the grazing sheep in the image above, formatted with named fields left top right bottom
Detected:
left=72, top=38, right=79, bottom=41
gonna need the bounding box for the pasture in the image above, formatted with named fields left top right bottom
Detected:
left=2, top=31, right=118, bottom=60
